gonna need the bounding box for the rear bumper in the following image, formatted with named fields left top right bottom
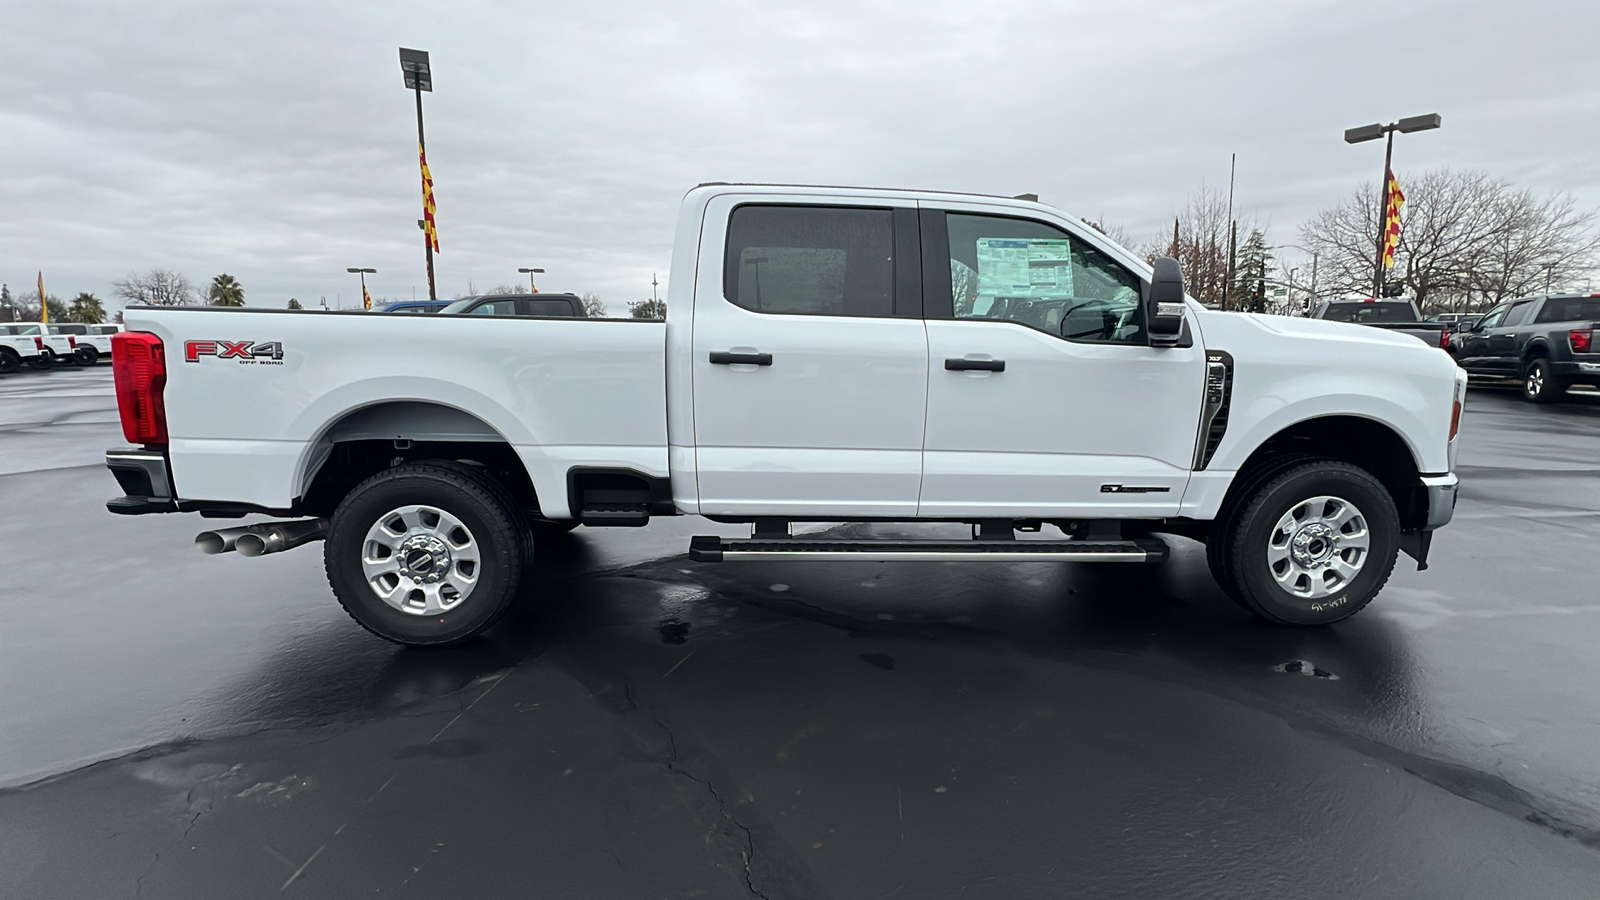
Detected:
left=106, top=448, right=177, bottom=515
left=1419, top=473, right=1458, bottom=530
left=1552, top=360, right=1600, bottom=377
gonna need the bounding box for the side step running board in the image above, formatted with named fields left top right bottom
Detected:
left=579, top=503, right=649, bottom=527
left=689, top=536, right=1168, bottom=563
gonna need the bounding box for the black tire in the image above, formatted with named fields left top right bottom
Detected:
left=1522, top=357, right=1567, bottom=403
left=1205, top=453, right=1315, bottom=607
left=1221, top=460, right=1400, bottom=626
left=0, top=348, right=18, bottom=375
left=527, top=518, right=581, bottom=536
left=324, top=460, right=530, bottom=646
left=74, top=347, right=99, bottom=366
left=26, top=351, right=54, bottom=371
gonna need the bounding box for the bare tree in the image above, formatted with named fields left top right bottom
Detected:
left=486, top=284, right=528, bottom=294
left=1162, top=184, right=1259, bottom=308
left=579, top=292, right=608, bottom=317
left=1300, top=169, right=1600, bottom=313
left=113, top=269, right=195, bottom=306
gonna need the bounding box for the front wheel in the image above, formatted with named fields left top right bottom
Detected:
left=1219, top=460, right=1399, bottom=626
left=324, top=461, right=530, bottom=646
left=1522, top=357, right=1567, bottom=403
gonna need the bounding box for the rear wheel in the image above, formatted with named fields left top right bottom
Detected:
left=1522, top=357, right=1567, bottom=403
left=26, top=351, right=54, bottom=371
left=0, top=348, right=18, bottom=375
left=1218, top=460, right=1399, bottom=625
left=74, top=347, right=99, bottom=366
left=325, top=461, right=529, bottom=646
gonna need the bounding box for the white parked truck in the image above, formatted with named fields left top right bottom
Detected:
left=1, top=323, right=72, bottom=371
left=104, top=184, right=1464, bottom=645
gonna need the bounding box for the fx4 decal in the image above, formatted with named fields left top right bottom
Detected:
left=185, top=340, right=285, bottom=364
left=1100, top=484, right=1171, bottom=494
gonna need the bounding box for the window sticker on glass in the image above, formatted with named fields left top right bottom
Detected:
left=975, top=238, right=1074, bottom=299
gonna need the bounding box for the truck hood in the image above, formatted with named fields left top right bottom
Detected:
left=1230, top=311, right=1430, bottom=350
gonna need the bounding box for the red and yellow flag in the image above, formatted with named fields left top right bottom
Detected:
left=363, top=283, right=373, bottom=310
left=37, top=271, right=48, bottom=323
left=419, top=143, right=440, bottom=253
left=1381, top=172, right=1405, bottom=270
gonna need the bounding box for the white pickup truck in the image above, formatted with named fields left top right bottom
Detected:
left=105, top=184, right=1464, bottom=646
left=1, top=323, right=72, bottom=371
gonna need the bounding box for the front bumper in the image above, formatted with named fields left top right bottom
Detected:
left=106, top=448, right=177, bottom=514
left=1419, top=473, right=1459, bottom=530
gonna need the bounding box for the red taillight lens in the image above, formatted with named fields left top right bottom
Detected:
left=111, top=332, right=168, bottom=444
left=1439, top=328, right=1451, bottom=349
left=1571, top=329, right=1594, bottom=354
left=68, top=335, right=78, bottom=349
left=34, top=336, right=45, bottom=351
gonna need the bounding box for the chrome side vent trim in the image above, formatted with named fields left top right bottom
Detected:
left=1193, top=350, right=1234, bottom=470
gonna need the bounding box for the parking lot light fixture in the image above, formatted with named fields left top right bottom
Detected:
left=346, top=267, right=377, bottom=309
left=1344, top=112, right=1442, bottom=296
left=517, top=267, right=545, bottom=293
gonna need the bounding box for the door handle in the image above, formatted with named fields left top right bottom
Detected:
left=944, top=358, right=1005, bottom=372
left=709, top=351, right=773, bottom=366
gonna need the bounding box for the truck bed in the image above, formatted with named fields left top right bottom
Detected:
left=122, top=306, right=668, bottom=512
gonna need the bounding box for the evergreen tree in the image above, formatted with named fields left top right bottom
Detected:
left=1234, top=229, right=1272, bottom=314
left=287, top=298, right=303, bottom=310
left=66, top=293, right=107, bottom=324
left=208, top=273, right=246, bottom=306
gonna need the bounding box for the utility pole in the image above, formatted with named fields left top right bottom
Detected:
left=651, top=273, right=659, bottom=304
left=1225, top=153, right=1236, bottom=311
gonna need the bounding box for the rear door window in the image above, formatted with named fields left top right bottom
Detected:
left=1501, top=300, right=1536, bottom=327
left=465, top=298, right=519, bottom=316
left=1535, top=297, right=1600, bottom=323
left=723, top=205, right=895, bottom=318
left=524, top=298, right=577, bottom=316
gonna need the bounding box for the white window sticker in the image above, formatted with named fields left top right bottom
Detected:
left=975, top=238, right=1074, bottom=299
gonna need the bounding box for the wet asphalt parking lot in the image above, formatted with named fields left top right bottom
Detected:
left=2, top=365, right=1600, bottom=898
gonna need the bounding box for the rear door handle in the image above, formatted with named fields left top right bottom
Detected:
left=709, top=351, right=773, bottom=366
left=944, top=358, right=1005, bottom=372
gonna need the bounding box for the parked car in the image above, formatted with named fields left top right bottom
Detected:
left=376, top=299, right=453, bottom=314
left=1450, top=293, right=1600, bottom=402
left=439, top=293, right=588, bottom=318
left=0, top=324, right=50, bottom=373
left=47, top=322, right=119, bottom=365
left=1310, top=299, right=1451, bottom=349
left=0, top=323, right=73, bottom=369
left=104, top=183, right=1463, bottom=646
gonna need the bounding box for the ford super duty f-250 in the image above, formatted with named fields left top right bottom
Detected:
left=104, top=184, right=1465, bottom=645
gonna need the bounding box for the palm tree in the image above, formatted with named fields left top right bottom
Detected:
left=66, top=292, right=106, bottom=324
left=208, top=274, right=246, bottom=307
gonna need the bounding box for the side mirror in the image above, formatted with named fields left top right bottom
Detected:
left=1147, top=257, right=1186, bottom=344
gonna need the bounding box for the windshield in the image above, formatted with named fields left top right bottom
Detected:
left=1321, top=302, right=1418, bottom=324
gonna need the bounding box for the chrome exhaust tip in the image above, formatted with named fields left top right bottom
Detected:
left=195, top=525, right=264, bottom=555
left=235, top=519, right=329, bottom=558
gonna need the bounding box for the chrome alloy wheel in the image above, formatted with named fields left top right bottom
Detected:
left=361, top=505, right=481, bottom=615
left=1265, top=495, right=1370, bottom=600
left=1525, top=366, right=1545, bottom=398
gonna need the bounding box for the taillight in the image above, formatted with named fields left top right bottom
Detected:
left=68, top=335, right=78, bottom=349
left=1572, top=329, right=1594, bottom=354
left=111, top=332, right=168, bottom=444
left=1439, top=328, right=1451, bottom=349
left=1449, top=397, right=1462, bottom=441
left=34, top=336, right=44, bottom=351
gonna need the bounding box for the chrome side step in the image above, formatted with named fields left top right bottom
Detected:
left=688, top=536, right=1168, bottom=563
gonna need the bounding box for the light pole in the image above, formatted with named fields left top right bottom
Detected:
left=1344, top=113, right=1441, bottom=298
left=399, top=48, right=437, bottom=301
left=347, top=267, right=377, bottom=309
left=1275, top=243, right=1320, bottom=313
left=517, top=267, right=545, bottom=294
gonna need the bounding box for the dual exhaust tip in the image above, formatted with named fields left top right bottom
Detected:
left=196, top=519, right=328, bottom=558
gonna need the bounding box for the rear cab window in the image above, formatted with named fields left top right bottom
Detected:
left=723, top=205, right=895, bottom=318
left=1321, top=302, right=1419, bottom=323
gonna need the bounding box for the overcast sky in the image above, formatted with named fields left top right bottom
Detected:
left=5, top=0, right=1597, bottom=312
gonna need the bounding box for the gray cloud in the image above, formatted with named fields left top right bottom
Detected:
left=5, top=0, right=1597, bottom=310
